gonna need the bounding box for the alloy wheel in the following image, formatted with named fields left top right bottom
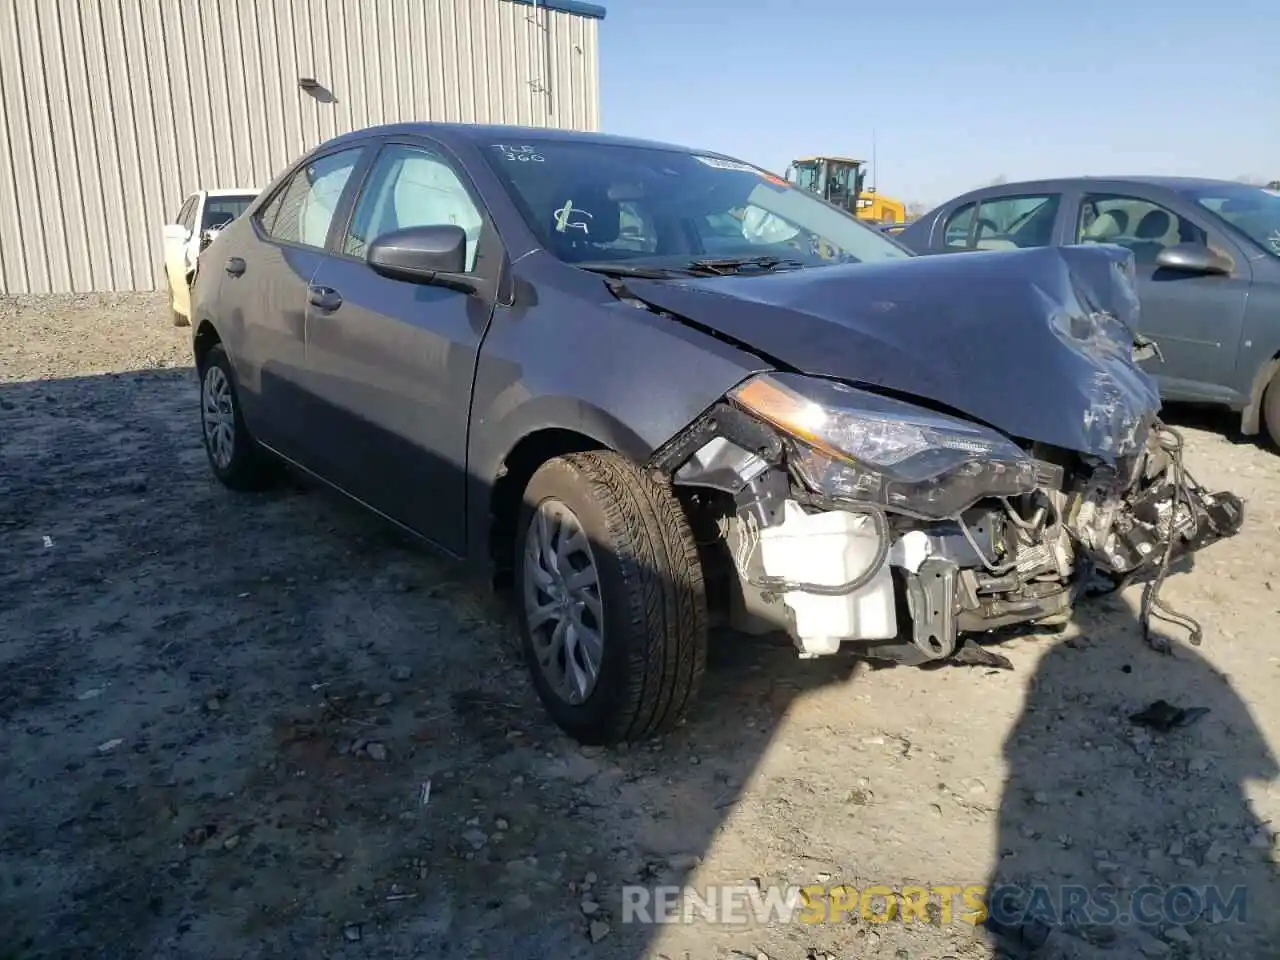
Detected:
left=522, top=498, right=605, bottom=705
left=201, top=364, right=235, bottom=470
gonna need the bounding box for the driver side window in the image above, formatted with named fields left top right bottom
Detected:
left=256, top=148, right=363, bottom=248
left=342, top=143, right=483, bottom=271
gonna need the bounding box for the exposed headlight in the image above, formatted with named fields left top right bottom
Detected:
left=729, top=373, right=1038, bottom=519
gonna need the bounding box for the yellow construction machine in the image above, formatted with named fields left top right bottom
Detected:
left=785, top=155, right=907, bottom=225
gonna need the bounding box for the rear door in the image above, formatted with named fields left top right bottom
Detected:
left=214, top=145, right=369, bottom=456
left=1072, top=190, right=1251, bottom=400
left=300, top=137, right=503, bottom=554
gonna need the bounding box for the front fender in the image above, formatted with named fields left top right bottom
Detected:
left=475, top=393, right=653, bottom=483
left=465, top=259, right=772, bottom=558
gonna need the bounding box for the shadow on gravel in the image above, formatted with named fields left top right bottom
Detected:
left=984, top=619, right=1280, bottom=957
left=1, top=368, right=1268, bottom=960
left=0, top=367, right=869, bottom=960
left=1159, top=401, right=1273, bottom=451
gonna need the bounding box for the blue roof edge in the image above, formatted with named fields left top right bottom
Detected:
left=504, top=0, right=607, bottom=21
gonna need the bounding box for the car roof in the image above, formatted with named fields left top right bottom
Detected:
left=319, top=122, right=723, bottom=159
left=206, top=187, right=260, bottom=197
left=793, top=155, right=865, bottom=164
left=966, top=175, right=1254, bottom=194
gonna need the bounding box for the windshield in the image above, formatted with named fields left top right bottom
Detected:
left=1179, top=183, right=1280, bottom=258
left=482, top=140, right=911, bottom=271
left=204, top=195, right=256, bottom=230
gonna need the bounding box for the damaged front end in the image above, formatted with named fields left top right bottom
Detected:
left=650, top=372, right=1244, bottom=665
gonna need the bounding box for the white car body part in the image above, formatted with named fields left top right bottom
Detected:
left=161, top=187, right=258, bottom=320
left=757, top=499, right=897, bottom=656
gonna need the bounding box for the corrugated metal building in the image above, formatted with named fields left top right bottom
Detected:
left=0, top=0, right=605, bottom=294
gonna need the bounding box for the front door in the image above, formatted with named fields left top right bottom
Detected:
left=1074, top=192, right=1250, bottom=402
left=302, top=139, right=500, bottom=555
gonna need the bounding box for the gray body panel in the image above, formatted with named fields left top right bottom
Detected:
left=897, top=176, right=1280, bottom=419
left=193, top=124, right=766, bottom=566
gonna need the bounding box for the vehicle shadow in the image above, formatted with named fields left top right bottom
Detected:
left=1159, top=401, right=1272, bottom=451
left=0, top=367, right=1268, bottom=960
left=982, top=600, right=1280, bottom=957
left=0, top=366, right=867, bottom=959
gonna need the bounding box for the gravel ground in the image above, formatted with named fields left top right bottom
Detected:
left=2, top=294, right=1280, bottom=960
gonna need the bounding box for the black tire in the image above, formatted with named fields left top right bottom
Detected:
left=515, top=451, right=708, bottom=745
left=198, top=343, right=275, bottom=491
left=172, top=307, right=190, bottom=328
left=1264, top=370, right=1280, bottom=450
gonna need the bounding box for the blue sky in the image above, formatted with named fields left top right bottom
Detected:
left=596, top=0, right=1277, bottom=208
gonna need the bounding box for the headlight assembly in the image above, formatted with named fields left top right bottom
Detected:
left=729, top=372, right=1039, bottom=519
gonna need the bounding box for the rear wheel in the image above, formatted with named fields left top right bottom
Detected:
left=199, top=344, right=275, bottom=491
left=1264, top=369, right=1280, bottom=450
left=515, top=452, right=707, bottom=745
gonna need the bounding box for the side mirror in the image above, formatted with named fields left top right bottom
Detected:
left=367, top=225, right=472, bottom=289
left=1154, top=242, right=1232, bottom=276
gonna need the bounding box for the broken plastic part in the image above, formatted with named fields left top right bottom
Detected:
left=650, top=401, right=784, bottom=490
left=674, top=436, right=769, bottom=493
left=1129, top=699, right=1210, bottom=732
left=903, top=558, right=959, bottom=659
left=755, top=500, right=897, bottom=656
left=733, top=469, right=789, bottom=529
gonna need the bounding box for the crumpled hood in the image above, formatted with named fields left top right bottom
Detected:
left=620, top=244, right=1161, bottom=464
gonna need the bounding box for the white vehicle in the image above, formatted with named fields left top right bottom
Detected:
left=161, top=188, right=258, bottom=326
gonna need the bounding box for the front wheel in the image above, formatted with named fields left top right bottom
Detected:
left=515, top=452, right=708, bottom=745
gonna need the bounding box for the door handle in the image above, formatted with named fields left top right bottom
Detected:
left=225, top=257, right=246, bottom=276
left=308, top=285, right=343, bottom=311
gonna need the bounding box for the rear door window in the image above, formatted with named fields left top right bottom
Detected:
left=971, top=195, right=1060, bottom=250
left=256, top=148, right=364, bottom=248
left=943, top=203, right=975, bottom=248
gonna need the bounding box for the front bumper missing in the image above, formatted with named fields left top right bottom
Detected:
left=654, top=398, right=1245, bottom=663
left=718, top=437, right=1244, bottom=665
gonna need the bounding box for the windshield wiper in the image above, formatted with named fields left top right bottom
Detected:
left=684, top=255, right=806, bottom=276
left=576, top=262, right=687, bottom=279
left=577, top=256, right=806, bottom=281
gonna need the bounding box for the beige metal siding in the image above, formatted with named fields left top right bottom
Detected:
left=0, top=0, right=601, bottom=294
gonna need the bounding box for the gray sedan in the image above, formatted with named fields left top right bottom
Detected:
left=189, top=126, right=1242, bottom=744
left=897, top=177, right=1280, bottom=442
